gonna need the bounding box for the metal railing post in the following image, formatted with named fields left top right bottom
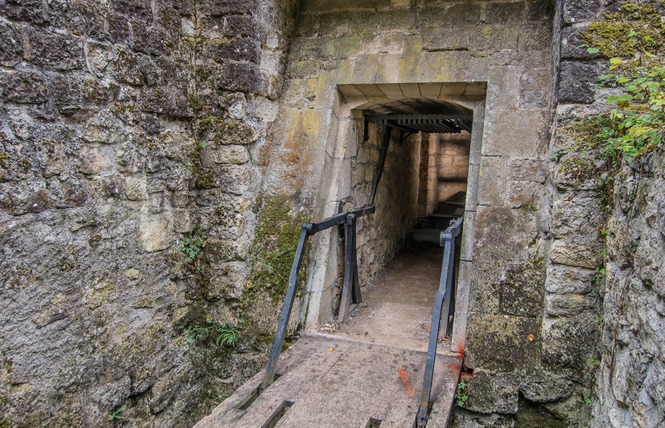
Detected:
left=416, top=216, right=463, bottom=428
left=260, top=206, right=375, bottom=392
left=261, top=223, right=312, bottom=391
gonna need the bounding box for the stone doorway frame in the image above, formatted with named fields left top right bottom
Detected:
left=302, top=82, right=487, bottom=352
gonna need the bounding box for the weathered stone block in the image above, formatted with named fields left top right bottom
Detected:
left=0, top=71, right=48, bottom=104
left=0, top=20, right=23, bottom=65
left=483, top=109, right=547, bottom=157
left=550, top=238, right=603, bottom=269
left=51, top=75, right=117, bottom=113
left=366, top=10, right=417, bottom=33
left=138, top=86, right=190, bottom=117
left=499, top=260, right=545, bottom=317
left=206, top=239, right=250, bottom=262
left=219, top=165, right=250, bottom=196
left=526, top=0, right=555, bottom=21
left=291, top=37, right=334, bottom=59
left=209, top=38, right=260, bottom=64
left=36, top=139, right=68, bottom=178
left=139, top=215, right=172, bottom=252
left=519, top=370, right=573, bottom=403
left=219, top=15, right=256, bottom=40
left=110, top=0, right=152, bottom=20
left=422, top=26, right=471, bottom=52
left=286, top=58, right=324, bottom=78
left=84, top=112, right=128, bottom=144
left=47, top=0, right=108, bottom=40
left=78, top=146, right=112, bottom=175
left=203, top=0, right=258, bottom=16
left=519, top=23, right=553, bottom=53
left=465, top=313, right=542, bottom=371
left=560, top=25, right=598, bottom=60
left=463, top=371, right=519, bottom=414
left=557, top=61, right=601, bottom=104
left=542, top=313, right=598, bottom=372
left=552, top=194, right=604, bottom=238
left=0, top=0, right=45, bottom=25
left=520, top=69, right=553, bottom=109
left=419, top=4, right=480, bottom=28
left=510, top=158, right=547, bottom=183
left=476, top=157, right=509, bottom=206
left=208, top=261, right=247, bottom=299
left=562, top=0, right=603, bottom=24
left=301, top=0, right=390, bottom=12
left=551, top=151, right=606, bottom=191
left=26, top=189, right=51, bottom=213
left=126, top=176, right=148, bottom=200
left=545, top=293, right=598, bottom=317
left=545, top=265, right=596, bottom=294
left=509, top=181, right=545, bottom=210
left=470, top=25, right=520, bottom=53
left=108, top=13, right=132, bottom=41
left=131, top=22, right=167, bottom=56
left=218, top=62, right=260, bottom=93
left=211, top=145, right=249, bottom=165
left=198, top=120, right=260, bottom=146
left=25, top=28, right=85, bottom=71
left=112, top=47, right=143, bottom=85
left=486, top=2, right=525, bottom=24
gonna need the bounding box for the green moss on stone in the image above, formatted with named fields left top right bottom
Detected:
left=189, top=145, right=216, bottom=189
left=245, top=194, right=311, bottom=305
left=583, top=3, right=665, bottom=63
left=558, top=156, right=598, bottom=181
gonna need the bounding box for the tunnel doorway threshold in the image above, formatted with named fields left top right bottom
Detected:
left=319, top=240, right=457, bottom=355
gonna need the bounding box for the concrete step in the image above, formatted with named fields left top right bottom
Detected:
left=195, top=335, right=462, bottom=428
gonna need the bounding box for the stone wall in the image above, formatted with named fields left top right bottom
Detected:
left=352, top=123, right=422, bottom=288
left=265, top=0, right=556, bottom=338
left=0, top=0, right=297, bottom=426
left=3, top=0, right=663, bottom=427
left=553, top=2, right=665, bottom=427
left=432, top=132, right=471, bottom=204
left=596, top=151, right=665, bottom=428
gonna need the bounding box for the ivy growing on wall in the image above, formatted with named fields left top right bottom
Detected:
left=579, top=2, right=665, bottom=163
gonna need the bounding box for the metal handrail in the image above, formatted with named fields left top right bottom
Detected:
left=260, top=206, right=375, bottom=391
left=416, top=216, right=464, bottom=428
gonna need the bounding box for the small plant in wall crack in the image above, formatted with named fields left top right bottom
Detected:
left=454, top=379, right=469, bottom=407
left=178, top=317, right=240, bottom=350
left=180, top=233, right=205, bottom=272
left=108, top=406, right=126, bottom=421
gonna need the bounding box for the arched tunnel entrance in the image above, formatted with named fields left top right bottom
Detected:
left=201, top=84, right=486, bottom=427
left=305, top=83, right=485, bottom=354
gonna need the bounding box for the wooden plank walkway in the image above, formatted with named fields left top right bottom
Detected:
left=195, top=244, right=463, bottom=427
left=195, top=335, right=461, bottom=428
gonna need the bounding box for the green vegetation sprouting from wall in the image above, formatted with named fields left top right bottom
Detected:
left=247, top=193, right=311, bottom=304
left=580, top=2, right=665, bottom=163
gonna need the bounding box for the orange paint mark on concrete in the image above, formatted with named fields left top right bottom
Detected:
left=398, top=368, right=415, bottom=397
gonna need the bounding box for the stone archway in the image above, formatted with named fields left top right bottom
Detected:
left=302, top=82, right=486, bottom=352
